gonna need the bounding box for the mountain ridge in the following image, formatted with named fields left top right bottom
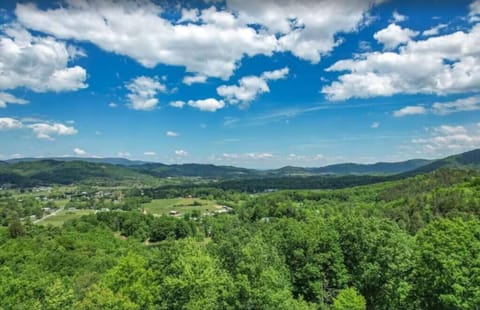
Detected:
left=0, top=149, right=479, bottom=186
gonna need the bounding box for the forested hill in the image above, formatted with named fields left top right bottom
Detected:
left=305, top=159, right=432, bottom=175
left=6, top=157, right=151, bottom=166
left=401, top=149, right=480, bottom=176
left=0, top=149, right=479, bottom=186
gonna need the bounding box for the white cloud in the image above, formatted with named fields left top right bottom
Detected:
left=217, top=67, right=289, bottom=106
left=144, top=151, right=156, bottom=156
left=74, top=147, right=87, bottom=156
left=178, top=8, right=200, bottom=23
left=126, top=76, right=166, bottom=111
left=422, top=23, right=448, bottom=37
left=371, top=122, right=379, bottom=128
left=287, top=153, right=325, bottom=161
left=108, top=102, right=118, bottom=108
left=0, top=117, right=23, bottom=130
left=183, top=75, right=207, bottom=85
left=470, top=0, right=480, bottom=22
left=15, top=2, right=277, bottom=79
left=117, top=151, right=130, bottom=157
left=373, top=23, right=419, bottom=49
left=394, top=105, right=428, bottom=117
left=187, top=98, right=225, bottom=112
left=412, top=124, right=480, bottom=155
left=175, top=149, right=188, bottom=157
left=0, top=92, right=28, bottom=108
left=432, top=95, right=480, bottom=115
left=169, top=100, right=186, bottom=108
left=15, top=0, right=381, bottom=78
left=394, top=95, right=480, bottom=117
left=227, top=0, right=382, bottom=63
left=261, top=67, right=290, bottom=80
left=166, top=131, right=178, bottom=137
left=0, top=117, right=77, bottom=140
left=435, top=125, right=467, bottom=135
left=0, top=23, right=87, bottom=92
left=27, top=122, right=77, bottom=140
left=392, top=10, right=407, bottom=22
left=323, top=24, right=480, bottom=100
left=222, top=152, right=273, bottom=160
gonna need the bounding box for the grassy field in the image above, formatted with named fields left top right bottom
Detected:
left=37, top=209, right=95, bottom=227
left=142, top=198, right=219, bottom=216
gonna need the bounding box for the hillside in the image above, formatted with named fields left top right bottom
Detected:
left=133, top=163, right=258, bottom=178
left=0, top=160, right=157, bottom=186
left=6, top=157, right=150, bottom=166
left=1, top=149, right=479, bottom=187
left=307, top=159, right=432, bottom=175
left=403, top=149, right=480, bottom=176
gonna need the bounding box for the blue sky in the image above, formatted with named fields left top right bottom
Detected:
left=0, top=0, right=479, bottom=168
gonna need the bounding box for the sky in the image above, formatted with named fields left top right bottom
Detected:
left=0, top=0, right=479, bottom=168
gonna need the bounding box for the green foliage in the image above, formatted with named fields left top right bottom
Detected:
left=8, top=219, right=25, bottom=238
left=0, top=167, right=479, bottom=309
left=410, top=218, right=480, bottom=309
left=153, top=238, right=235, bottom=309
left=333, top=288, right=366, bottom=310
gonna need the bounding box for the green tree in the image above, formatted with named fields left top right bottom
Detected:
left=102, top=252, right=157, bottom=309
left=75, top=284, right=138, bottom=310
left=8, top=219, right=25, bottom=238
left=43, top=278, right=75, bottom=310
left=333, top=288, right=366, bottom=310
left=154, top=238, right=235, bottom=309
left=411, top=218, right=480, bottom=309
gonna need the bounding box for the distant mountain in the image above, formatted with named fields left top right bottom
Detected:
left=0, top=160, right=157, bottom=186
left=6, top=157, right=151, bottom=166
left=306, top=159, right=433, bottom=175
left=403, top=149, right=480, bottom=176
left=1, top=149, right=479, bottom=187
left=133, top=163, right=258, bottom=178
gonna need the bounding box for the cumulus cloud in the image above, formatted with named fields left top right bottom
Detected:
left=394, top=105, right=428, bottom=117
left=117, top=151, right=130, bottom=157
left=432, top=95, right=480, bottom=115
left=422, top=23, right=448, bottom=37
left=0, top=24, right=87, bottom=92
left=374, top=23, right=419, bottom=49
left=14, top=2, right=276, bottom=79
left=0, top=92, right=28, bottom=108
left=182, top=75, right=207, bottom=85
left=222, top=152, right=273, bottom=160
left=323, top=24, right=480, bottom=100
left=394, top=95, right=480, bottom=117
left=169, top=100, right=186, bottom=108
left=187, top=98, right=225, bottom=112
left=108, top=102, right=118, bottom=108
left=412, top=124, right=480, bottom=155
left=371, top=122, right=379, bottom=128
left=0, top=117, right=23, bottom=130
left=217, top=67, right=289, bottom=106
left=27, top=122, right=78, bottom=140
left=392, top=10, right=407, bottom=22
left=175, top=149, right=188, bottom=157
left=228, top=0, right=381, bottom=63
left=74, top=147, right=87, bottom=156
left=470, top=0, right=480, bottom=22
left=15, top=0, right=381, bottom=78
left=144, top=151, right=156, bottom=156
left=0, top=117, right=77, bottom=140
left=126, top=76, right=166, bottom=111
left=166, top=131, right=178, bottom=137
